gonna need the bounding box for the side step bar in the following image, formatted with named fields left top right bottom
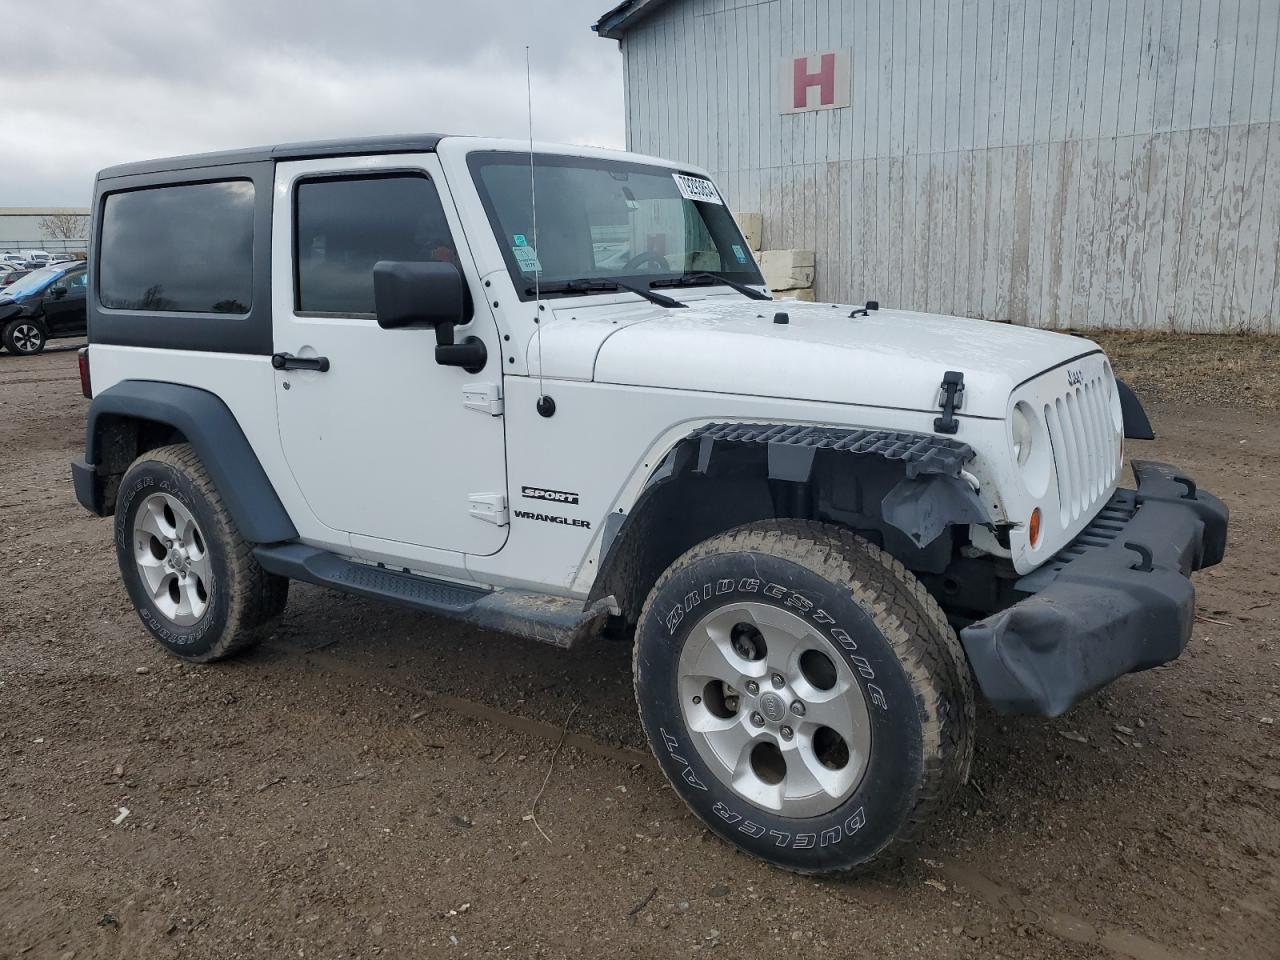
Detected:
left=254, top=543, right=612, bottom=650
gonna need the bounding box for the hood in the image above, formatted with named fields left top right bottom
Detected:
left=534, top=294, right=1100, bottom=420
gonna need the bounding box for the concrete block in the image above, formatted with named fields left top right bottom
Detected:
left=735, top=211, right=763, bottom=251
left=784, top=288, right=816, bottom=301
left=759, top=249, right=815, bottom=290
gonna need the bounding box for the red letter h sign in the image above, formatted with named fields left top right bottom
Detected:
left=793, top=52, right=836, bottom=108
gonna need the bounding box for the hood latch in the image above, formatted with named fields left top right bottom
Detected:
left=934, top=371, right=965, bottom=435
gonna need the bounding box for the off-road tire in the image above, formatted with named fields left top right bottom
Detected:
left=634, top=519, right=974, bottom=874
left=2, top=319, right=46, bottom=355
left=115, top=443, right=288, bottom=661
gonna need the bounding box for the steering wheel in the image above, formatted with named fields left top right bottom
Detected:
left=623, top=250, right=671, bottom=272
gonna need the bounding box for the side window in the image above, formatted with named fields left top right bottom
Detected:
left=65, top=270, right=88, bottom=293
left=99, top=180, right=254, bottom=314
left=294, top=173, right=456, bottom=316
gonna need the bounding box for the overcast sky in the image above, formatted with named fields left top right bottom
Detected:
left=0, top=0, right=625, bottom=207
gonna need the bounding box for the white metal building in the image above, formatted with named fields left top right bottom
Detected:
left=0, top=207, right=91, bottom=255
left=595, top=0, right=1280, bottom=332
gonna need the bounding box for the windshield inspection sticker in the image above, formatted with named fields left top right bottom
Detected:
left=731, top=244, right=749, bottom=263
left=673, top=173, right=722, bottom=204
left=512, top=245, right=542, bottom=273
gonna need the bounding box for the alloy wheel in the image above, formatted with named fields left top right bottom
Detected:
left=677, top=601, right=872, bottom=817
left=12, top=323, right=42, bottom=353
left=131, top=492, right=212, bottom=625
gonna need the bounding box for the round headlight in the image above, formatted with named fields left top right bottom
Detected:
left=1012, top=402, right=1034, bottom=466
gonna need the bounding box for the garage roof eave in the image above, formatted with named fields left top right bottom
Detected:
left=593, top=0, right=673, bottom=40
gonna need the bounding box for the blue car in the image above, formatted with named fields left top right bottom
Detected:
left=0, top=261, right=88, bottom=355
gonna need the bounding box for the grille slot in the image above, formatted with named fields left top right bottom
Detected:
left=1046, top=376, right=1118, bottom=526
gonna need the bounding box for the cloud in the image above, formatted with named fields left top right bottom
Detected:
left=0, top=0, right=624, bottom=205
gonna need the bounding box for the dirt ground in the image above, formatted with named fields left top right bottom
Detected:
left=1, top=339, right=1277, bottom=960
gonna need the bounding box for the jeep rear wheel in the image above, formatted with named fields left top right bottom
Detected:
left=634, top=520, right=974, bottom=874
left=115, top=443, right=288, bottom=661
left=2, top=319, right=46, bottom=355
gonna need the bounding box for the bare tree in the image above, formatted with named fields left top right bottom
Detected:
left=38, top=212, right=90, bottom=240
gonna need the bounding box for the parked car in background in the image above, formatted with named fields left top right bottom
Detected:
left=1, top=252, right=27, bottom=265
left=0, top=260, right=88, bottom=354
left=0, top=268, right=30, bottom=289
left=21, top=250, right=51, bottom=263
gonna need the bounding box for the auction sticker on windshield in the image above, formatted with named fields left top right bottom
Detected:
left=673, top=173, right=722, bottom=204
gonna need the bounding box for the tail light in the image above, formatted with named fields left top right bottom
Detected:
left=78, top=346, right=91, bottom=398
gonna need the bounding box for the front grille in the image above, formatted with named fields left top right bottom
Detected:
left=1044, top=375, right=1119, bottom=526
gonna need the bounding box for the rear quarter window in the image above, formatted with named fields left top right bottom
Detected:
left=98, top=180, right=254, bottom=314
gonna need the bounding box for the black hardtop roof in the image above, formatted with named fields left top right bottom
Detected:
left=98, top=133, right=453, bottom=180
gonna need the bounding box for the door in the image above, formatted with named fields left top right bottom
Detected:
left=271, top=155, right=508, bottom=556
left=42, top=267, right=88, bottom=337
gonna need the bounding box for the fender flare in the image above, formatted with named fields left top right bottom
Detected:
left=82, top=380, right=297, bottom=543
left=588, top=421, right=994, bottom=615
left=1115, top=378, right=1155, bottom=440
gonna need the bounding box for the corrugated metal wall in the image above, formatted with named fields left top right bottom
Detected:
left=619, top=0, right=1280, bottom=332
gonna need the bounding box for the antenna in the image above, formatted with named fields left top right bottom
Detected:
left=526, top=46, right=550, bottom=413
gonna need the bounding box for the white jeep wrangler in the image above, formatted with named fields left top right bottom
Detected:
left=73, top=134, right=1228, bottom=874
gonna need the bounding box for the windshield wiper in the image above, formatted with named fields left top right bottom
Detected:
left=650, top=272, right=772, bottom=301
left=526, top=278, right=686, bottom=309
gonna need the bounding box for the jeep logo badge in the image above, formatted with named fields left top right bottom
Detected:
left=1066, top=368, right=1085, bottom=386
left=759, top=692, right=786, bottom=723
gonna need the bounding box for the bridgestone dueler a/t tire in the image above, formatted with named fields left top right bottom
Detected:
left=634, top=520, right=975, bottom=874
left=115, top=444, right=288, bottom=662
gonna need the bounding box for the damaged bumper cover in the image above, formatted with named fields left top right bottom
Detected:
left=960, top=460, right=1228, bottom=717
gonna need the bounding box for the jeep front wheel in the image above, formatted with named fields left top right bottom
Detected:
left=633, top=520, right=974, bottom=874
left=115, top=443, right=288, bottom=661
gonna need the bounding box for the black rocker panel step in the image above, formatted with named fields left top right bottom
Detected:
left=253, top=543, right=610, bottom=649
left=255, top=542, right=488, bottom=611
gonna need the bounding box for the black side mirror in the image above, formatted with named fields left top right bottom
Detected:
left=50, top=285, right=67, bottom=300
left=373, top=260, right=464, bottom=328
left=372, top=260, right=486, bottom=373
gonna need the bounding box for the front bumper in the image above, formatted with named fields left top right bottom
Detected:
left=960, top=460, right=1228, bottom=717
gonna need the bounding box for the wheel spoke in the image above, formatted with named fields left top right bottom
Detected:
left=728, top=733, right=784, bottom=811
left=798, top=679, right=858, bottom=740
left=177, top=510, right=202, bottom=551
left=136, top=553, right=169, bottom=599
left=137, top=499, right=173, bottom=542
left=187, top=551, right=212, bottom=592
left=181, top=576, right=207, bottom=619
left=783, top=735, right=853, bottom=801
left=687, top=631, right=752, bottom=685
left=153, top=574, right=178, bottom=614
left=695, top=712, right=757, bottom=761
left=742, top=604, right=813, bottom=675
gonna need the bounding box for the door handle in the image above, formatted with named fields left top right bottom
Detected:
left=271, top=352, right=330, bottom=372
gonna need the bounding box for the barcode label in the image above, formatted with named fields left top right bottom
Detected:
left=673, top=173, right=722, bottom=204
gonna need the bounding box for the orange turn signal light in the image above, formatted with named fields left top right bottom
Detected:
left=1029, top=508, right=1042, bottom=548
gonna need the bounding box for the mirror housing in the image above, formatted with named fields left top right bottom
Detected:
left=372, top=260, right=466, bottom=329
left=49, top=285, right=68, bottom=300
left=371, top=259, right=487, bottom=373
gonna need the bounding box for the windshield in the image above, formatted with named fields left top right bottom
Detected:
left=2, top=265, right=64, bottom=298
left=469, top=153, right=763, bottom=299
